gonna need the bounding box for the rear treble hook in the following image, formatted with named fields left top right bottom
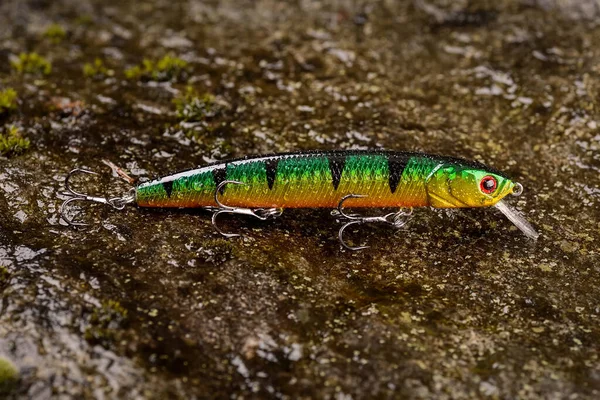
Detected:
left=59, top=168, right=136, bottom=227
left=336, top=194, right=412, bottom=251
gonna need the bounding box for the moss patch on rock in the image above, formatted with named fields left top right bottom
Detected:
left=11, top=53, right=52, bottom=76
left=0, top=126, right=30, bottom=156
left=174, top=87, right=218, bottom=122
left=43, top=23, right=67, bottom=43
left=0, top=89, right=17, bottom=114
left=83, top=58, right=114, bottom=79
left=0, top=265, right=8, bottom=283
left=0, top=357, right=18, bottom=395
left=125, top=55, right=189, bottom=82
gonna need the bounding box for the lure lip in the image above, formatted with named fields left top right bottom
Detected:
left=494, top=198, right=539, bottom=240
left=494, top=181, right=539, bottom=240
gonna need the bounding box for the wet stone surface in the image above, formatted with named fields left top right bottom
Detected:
left=0, top=0, right=599, bottom=398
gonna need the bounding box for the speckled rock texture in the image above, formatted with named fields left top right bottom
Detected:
left=0, top=0, right=599, bottom=398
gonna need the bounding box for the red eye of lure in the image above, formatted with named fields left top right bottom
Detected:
left=59, top=150, right=539, bottom=250
left=480, top=176, right=497, bottom=194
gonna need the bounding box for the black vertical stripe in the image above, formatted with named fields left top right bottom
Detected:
left=388, top=156, right=407, bottom=194
left=328, top=156, right=346, bottom=190
left=265, top=158, right=279, bottom=190
left=212, top=166, right=227, bottom=194
left=162, top=181, right=174, bottom=197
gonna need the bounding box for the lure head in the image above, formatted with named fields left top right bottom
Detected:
left=425, top=164, right=516, bottom=208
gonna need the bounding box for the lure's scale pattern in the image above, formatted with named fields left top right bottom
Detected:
left=135, top=150, right=509, bottom=209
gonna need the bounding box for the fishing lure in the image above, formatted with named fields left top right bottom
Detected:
left=59, top=150, right=539, bottom=250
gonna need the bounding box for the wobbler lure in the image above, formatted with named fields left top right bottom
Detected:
left=59, top=150, right=539, bottom=250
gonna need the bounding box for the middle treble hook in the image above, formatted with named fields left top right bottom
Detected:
left=208, top=180, right=283, bottom=238
left=335, top=194, right=412, bottom=251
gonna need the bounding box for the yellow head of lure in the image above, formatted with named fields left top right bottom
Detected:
left=425, top=163, right=538, bottom=239
left=426, top=166, right=516, bottom=208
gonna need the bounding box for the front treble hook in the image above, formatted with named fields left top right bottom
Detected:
left=336, top=194, right=412, bottom=251
left=59, top=168, right=135, bottom=227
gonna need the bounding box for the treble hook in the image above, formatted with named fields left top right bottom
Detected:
left=209, top=180, right=283, bottom=237
left=336, top=194, right=412, bottom=251
left=59, top=168, right=135, bottom=227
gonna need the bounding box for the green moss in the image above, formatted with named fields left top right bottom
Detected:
left=0, top=266, right=9, bottom=286
left=174, top=87, right=218, bottom=122
left=75, top=14, right=94, bottom=26
left=0, top=126, right=30, bottom=156
left=11, top=53, right=52, bottom=76
left=84, top=300, right=128, bottom=348
left=0, top=357, right=18, bottom=395
left=124, top=65, right=142, bottom=80
left=0, top=89, right=17, bottom=113
left=125, top=55, right=189, bottom=82
left=43, top=23, right=66, bottom=43
left=83, top=58, right=114, bottom=79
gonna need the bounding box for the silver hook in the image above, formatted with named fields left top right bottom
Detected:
left=336, top=194, right=412, bottom=251
left=59, top=168, right=135, bottom=227
left=209, top=180, right=283, bottom=237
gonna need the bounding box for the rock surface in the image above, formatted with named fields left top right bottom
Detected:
left=0, top=0, right=599, bottom=398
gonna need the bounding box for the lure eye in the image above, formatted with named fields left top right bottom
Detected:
left=480, top=176, right=497, bottom=194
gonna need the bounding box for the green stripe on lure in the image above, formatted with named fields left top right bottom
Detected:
left=59, top=150, right=539, bottom=250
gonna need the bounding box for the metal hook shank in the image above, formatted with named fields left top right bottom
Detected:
left=336, top=194, right=412, bottom=251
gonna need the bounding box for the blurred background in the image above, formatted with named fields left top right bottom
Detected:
left=0, top=0, right=599, bottom=398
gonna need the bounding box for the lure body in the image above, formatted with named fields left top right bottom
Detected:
left=60, top=150, right=539, bottom=248
left=135, top=150, right=515, bottom=209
